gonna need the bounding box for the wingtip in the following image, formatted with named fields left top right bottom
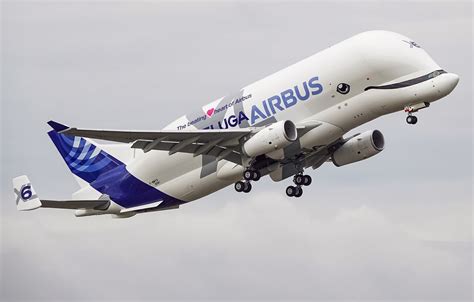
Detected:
left=47, top=120, right=69, bottom=132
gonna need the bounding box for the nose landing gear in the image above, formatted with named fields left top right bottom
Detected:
left=405, top=103, right=429, bottom=125
left=406, top=115, right=418, bottom=124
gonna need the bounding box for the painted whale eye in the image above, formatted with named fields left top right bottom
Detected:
left=337, top=83, right=350, bottom=95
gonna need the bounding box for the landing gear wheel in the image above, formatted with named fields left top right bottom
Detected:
left=243, top=181, right=252, bottom=193
left=294, top=174, right=305, bottom=186
left=244, top=169, right=261, bottom=181
left=406, top=115, right=418, bottom=125
left=303, top=175, right=312, bottom=186
left=234, top=181, right=245, bottom=192
left=286, top=186, right=296, bottom=197
left=243, top=170, right=253, bottom=181
left=294, top=186, right=303, bottom=198
left=252, top=170, right=261, bottom=181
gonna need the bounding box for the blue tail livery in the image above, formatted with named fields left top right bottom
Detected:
left=47, top=130, right=123, bottom=184
left=46, top=121, right=182, bottom=212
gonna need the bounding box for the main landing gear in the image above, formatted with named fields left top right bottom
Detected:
left=234, top=168, right=313, bottom=198
left=234, top=180, right=252, bottom=193
left=286, top=173, right=312, bottom=198
left=243, top=169, right=261, bottom=181
left=235, top=168, right=261, bottom=193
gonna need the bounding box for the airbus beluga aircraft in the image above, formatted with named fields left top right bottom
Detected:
left=13, top=31, right=459, bottom=218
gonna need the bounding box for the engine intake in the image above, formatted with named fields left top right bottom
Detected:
left=243, top=120, right=297, bottom=158
left=332, top=130, right=385, bottom=166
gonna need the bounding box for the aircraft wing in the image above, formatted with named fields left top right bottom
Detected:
left=48, top=120, right=252, bottom=164
left=48, top=120, right=321, bottom=165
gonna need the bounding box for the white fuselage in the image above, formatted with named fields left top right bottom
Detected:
left=104, top=31, right=459, bottom=205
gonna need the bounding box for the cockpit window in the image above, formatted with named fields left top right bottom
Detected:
left=428, top=70, right=447, bottom=78
left=365, top=69, right=447, bottom=91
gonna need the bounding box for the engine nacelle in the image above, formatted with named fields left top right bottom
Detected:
left=332, top=130, right=385, bottom=166
left=243, top=120, right=297, bottom=158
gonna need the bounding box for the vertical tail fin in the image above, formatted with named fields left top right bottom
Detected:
left=48, top=126, right=124, bottom=184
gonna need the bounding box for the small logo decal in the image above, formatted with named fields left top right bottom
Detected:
left=21, top=185, right=32, bottom=200
left=336, top=83, right=350, bottom=95
left=14, top=183, right=37, bottom=205
left=403, top=40, right=421, bottom=48
left=206, top=108, right=215, bottom=117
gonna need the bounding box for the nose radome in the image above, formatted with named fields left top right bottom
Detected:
left=446, top=72, right=460, bottom=90
left=437, top=72, right=460, bottom=97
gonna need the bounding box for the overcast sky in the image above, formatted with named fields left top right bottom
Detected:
left=1, top=1, right=472, bottom=301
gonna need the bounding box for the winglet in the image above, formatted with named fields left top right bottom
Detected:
left=13, top=175, right=42, bottom=211
left=47, top=120, right=69, bottom=132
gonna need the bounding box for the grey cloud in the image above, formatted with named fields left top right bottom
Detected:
left=1, top=188, right=471, bottom=300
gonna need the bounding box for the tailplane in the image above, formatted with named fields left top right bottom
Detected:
left=13, top=175, right=111, bottom=212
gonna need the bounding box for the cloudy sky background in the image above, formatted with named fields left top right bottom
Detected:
left=1, top=1, right=472, bottom=300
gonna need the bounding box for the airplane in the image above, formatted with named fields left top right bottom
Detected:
left=13, top=30, right=459, bottom=218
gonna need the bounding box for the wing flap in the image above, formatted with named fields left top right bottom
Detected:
left=120, top=201, right=162, bottom=213
left=131, top=140, right=242, bottom=164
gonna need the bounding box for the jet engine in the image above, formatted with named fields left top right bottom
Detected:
left=332, top=130, right=385, bottom=166
left=243, top=120, right=297, bottom=158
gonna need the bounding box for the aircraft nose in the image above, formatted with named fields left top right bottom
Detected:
left=436, top=72, right=460, bottom=97
left=445, top=72, right=460, bottom=91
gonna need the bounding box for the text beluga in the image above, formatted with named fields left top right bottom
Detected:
left=205, top=76, right=323, bottom=129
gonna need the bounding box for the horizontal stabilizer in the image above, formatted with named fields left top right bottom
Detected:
left=13, top=175, right=110, bottom=211
left=41, top=199, right=110, bottom=210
